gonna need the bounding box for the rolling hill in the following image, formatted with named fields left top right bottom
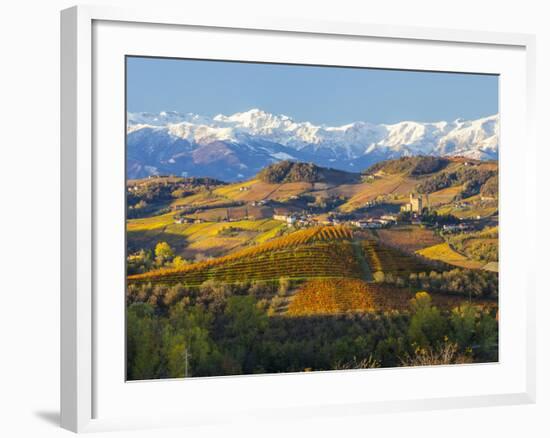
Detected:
left=127, top=225, right=436, bottom=288
left=126, top=156, right=499, bottom=313
left=128, top=226, right=361, bottom=286
left=257, top=160, right=360, bottom=184
left=127, top=157, right=499, bottom=248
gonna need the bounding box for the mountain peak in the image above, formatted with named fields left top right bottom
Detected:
left=126, top=109, right=499, bottom=181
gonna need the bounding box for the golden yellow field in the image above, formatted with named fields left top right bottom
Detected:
left=126, top=212, right=176, bottom=231
left=127, top=216, right=285, bottom=258
left=213, top=179, right=256, bottom=197
left=169, top=191, right=227, bottom=208
left=416, top=243, right=483, bottom=269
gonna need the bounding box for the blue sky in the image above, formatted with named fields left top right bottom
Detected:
left=126, top=57, right=498, bottom=125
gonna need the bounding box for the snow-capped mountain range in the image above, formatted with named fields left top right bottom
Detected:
left=127, top=109, right=498, bottom=181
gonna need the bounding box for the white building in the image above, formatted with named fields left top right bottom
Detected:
left=273, top=214, right=296, bottom=225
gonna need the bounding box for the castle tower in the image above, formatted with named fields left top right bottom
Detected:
left=410, top=193, right=423, bottom=213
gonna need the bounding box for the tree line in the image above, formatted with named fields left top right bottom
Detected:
left=373, top=268, right=498, bottom=299
left=127, top=279, right=498, bottom=380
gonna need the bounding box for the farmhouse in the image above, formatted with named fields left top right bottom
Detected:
left=443, top=224, right=460, bottom=232
left=174, top=217, right=193, bottom=224
left=352, top=219, right=385, bottom=229
left=251, top=199, right=269, bottom=206
left=442, top=223, right=469, bottom=232
left=363, top=200, right=377, bottom=208
left=273, top=214, right=297, bottom=225
left=366, top=221, right=383, bottom=229
left=352, top=220, right=369, bottom=229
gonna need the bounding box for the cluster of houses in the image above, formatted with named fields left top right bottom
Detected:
left=272, top=212, right=315, bottom=226
left=250, top=199, right=269, bottom=207
left=174, top=205, right=190, bottom=211
left=351, top=215, right=398, bottom=229
left=273, top=214, right=298, bottom=225
left=362, top=200, right=378, bottom=209
left=271, top=212, right=398, bottom=229
left=442, top=223, right=471, bottom=233
left=169, top=189, right=486, bottom=233
left=453, top=201, right=470, bottom=210
left=174, top=217, right=204, bottom=224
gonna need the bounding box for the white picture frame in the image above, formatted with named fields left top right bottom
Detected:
left=60, top=4, right=537, bottom=433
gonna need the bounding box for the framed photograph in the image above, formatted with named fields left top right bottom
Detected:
left=61, top=5, right=536, bottom=433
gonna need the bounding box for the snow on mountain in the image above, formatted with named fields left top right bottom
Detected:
left=126, top=109, right=498, bottom=180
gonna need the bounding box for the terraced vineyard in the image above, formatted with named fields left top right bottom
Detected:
left=361, top=238, right=435, bottom=275
left=128, top=226, right=359, bottom=286
left=287, top=278, right=495, bottom=316
left=128, top=224, right=447, bottom=288
left=287, top=279, right=378, bottom=315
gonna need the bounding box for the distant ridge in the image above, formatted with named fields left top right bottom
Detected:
left=257, top=160, right=360, bottom=184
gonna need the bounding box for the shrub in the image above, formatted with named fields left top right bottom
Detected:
left=401, top=341, right=472, bottom=366
left=408, top=292, right=447, bottom=348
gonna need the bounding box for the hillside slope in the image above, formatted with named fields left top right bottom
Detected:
left=257, top=160, right=360, bottom=184
left=128, top=226, right=361, bottom=286
left=128, top=225, right=435, bottom=287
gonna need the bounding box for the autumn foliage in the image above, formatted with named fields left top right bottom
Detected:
left=128, top=226, right=357, bottom=286
left=362, top=239, right=433, bottom=274
left=287, top=279, right=495, bottom=316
